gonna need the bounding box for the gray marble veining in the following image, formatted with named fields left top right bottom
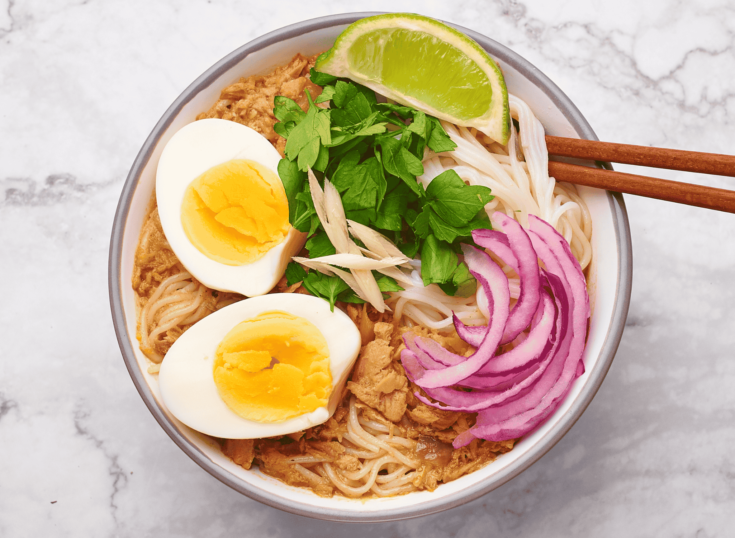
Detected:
left=1, top=1, right=734, bottom=536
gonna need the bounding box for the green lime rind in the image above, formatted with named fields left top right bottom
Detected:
left=316, top=13, right=510, bottom=145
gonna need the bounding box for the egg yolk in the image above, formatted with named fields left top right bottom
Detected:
left=212, top=311, right=332, bottom=423
left=181, top=159, right=289, bottom=266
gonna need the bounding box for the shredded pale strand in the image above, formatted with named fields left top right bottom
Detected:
left=347, top=219, right=408, bottom=261
left=294, top=254, right=408, bottom=270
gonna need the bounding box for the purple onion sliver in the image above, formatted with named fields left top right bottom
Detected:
left=473, top=231, right=519, bottom=273
left=491, top=213, right=542, bottom=345
left=403, top=333, right=444, bottom=370
left=474, top=290, right=555, bottom=376
left=400, top=348, right=423, bottom=382
left=413, top=246, right=510, bottom=389
left=452, top=429, right=476, bottom=448
left=453, top=313, right=486, bottom=348
left=415, top=336, right=465, bottom=367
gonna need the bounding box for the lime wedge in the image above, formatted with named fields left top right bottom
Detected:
left=315, top=13, right=510, bottom=145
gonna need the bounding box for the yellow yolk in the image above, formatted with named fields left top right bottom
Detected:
left=181, top=159, right=290, bottom=265
left=212, top=311, right=333, bottom=423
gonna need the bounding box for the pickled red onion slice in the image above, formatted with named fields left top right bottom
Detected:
left=401, top=212, right=590, bottom=446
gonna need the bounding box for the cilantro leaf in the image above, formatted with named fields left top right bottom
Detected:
left=401, top=146, right=424, bottom=176
left=375, top=274, right=404, bottom=293
left=297, top=137, right=321, bottom=172
left=273, top=121, right=296, bottom=139
left=284, top=90, right=331, bottom=171
left=353, top=83, right=378, bottom=106
left=313, top=142, right=329, bottom=172
left=277, top=159, right=306, bottom=223
left=353, top=121, right=387, bottom=139
left=426, top=169, right=493, bottom=227
left=273, top=96, right=306, bottom=140
left=407, top=110, right=427, bottom=138
left=420, top=234, right=458, bottom=287
left=342, top=92, right=374, bottom=124
left=426, top=117, right=457, bottom=153
left=285, top=262, right=307, bottom=286
left=374, top=183, right=409, bottom=231
left=406, top=126, right=427, bottom=161
left=376, top=102, right=414, bottom=119
left=333, top=80, right=358, bottom=108
left=331, top=149, right=362, bottom=192
left=315, top=85, right=336, bottom=104
left=452, top=262, right=478, bottom=297
left=328, top=118, right=387, bottom=146
left=332, top=91, right=373, bottom=127
left=331, top=155, right=387, bottom=215
left=337, top=290, right=365, bottom=304
left=326, top=138, right=368, bottom=172
left=302, top=271, right=350, bottom=311
left=427, top=206, right=492, bottom=244
left=305, top=231, right=336, bottom=258
left=339, top=273, right=403, bottom=304
left=410, top=206, right=431, bottom=239
left=378, top=137, right=424, bottom=196
left=293, top=187, right=317, bottom=233
left=346, top=157, right=387, bottom=211
left=438, top=261, right=477, bottom=297
left=273, top=96, right=306, bottom=124
left=428, top=210, right=465, bottom=243
left=344, top=208, right=373, bottom=226
left=309, top=68, right=338, bottom=86
left=466, top=208, right=492, bottom=234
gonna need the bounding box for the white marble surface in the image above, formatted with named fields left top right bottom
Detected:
left=2, top=0, right=734, bottom=535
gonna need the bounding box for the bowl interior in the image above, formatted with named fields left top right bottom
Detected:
left=111, top=15, right=629, bottom=522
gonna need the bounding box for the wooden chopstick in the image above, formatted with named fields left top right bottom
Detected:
left=546, top=136, right=735, bottom=177
left=545, top=136, right=735, bottom=213
left=548, top=161, right=735, bottom=213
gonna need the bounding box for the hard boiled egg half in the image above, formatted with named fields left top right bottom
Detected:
left=158, top=293, right=361, bottom=438
left=156, top=118, right=306, bottom=296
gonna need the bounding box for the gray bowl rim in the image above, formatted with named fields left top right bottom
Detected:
left=108, top=11, right=632, bottom=523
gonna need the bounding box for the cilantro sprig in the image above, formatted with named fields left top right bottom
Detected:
left=274, top=70, right=493, bottom=299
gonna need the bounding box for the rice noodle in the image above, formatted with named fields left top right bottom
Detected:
left=343, top=445, right=385, bottom=459
left=324, top=457, right=394, bottom=497
left=375, top=465, right=412, bottom=483
left=375, top=434, right=416, bottom=449
left=311, top=397, right=422, bottom=497
left=138, top=269, right=222, bottom=363
left=370, top=482, right=416, bottom=497
left=294, top=464, right=330, bottom=486
left=358, top=417, right=391, bottom=433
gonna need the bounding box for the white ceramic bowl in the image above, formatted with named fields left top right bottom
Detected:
left=109, top=12, right=632, bottom=522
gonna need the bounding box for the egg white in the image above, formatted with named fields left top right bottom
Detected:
left=158, top=293, right=362, bottom=439
left=156, top=118, right=306, bottom=296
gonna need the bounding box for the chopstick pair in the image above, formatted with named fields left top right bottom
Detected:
left=544, top=136, right=735, bottom=213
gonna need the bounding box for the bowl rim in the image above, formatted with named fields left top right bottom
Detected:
left=108, top=11, right=632, bottom=523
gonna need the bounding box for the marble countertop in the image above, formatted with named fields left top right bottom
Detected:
left=2, top=0, right=734, bottom=536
